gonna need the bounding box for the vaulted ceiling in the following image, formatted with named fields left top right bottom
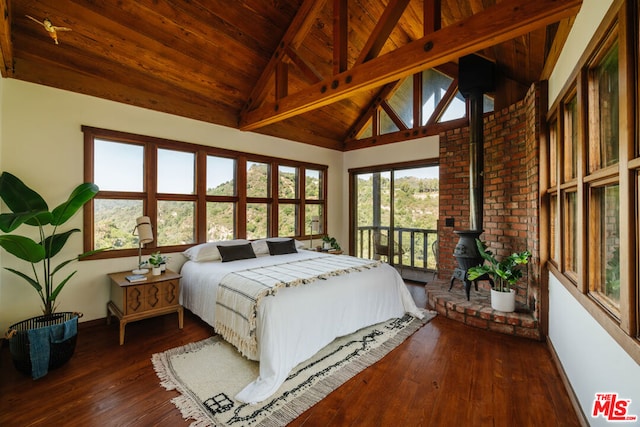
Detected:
left=0, top=0, right=582, bottom=151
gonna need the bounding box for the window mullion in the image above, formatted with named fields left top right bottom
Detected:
left=145, top=142, right=158, bottom=249
left=617, top=3, right=635, bottom=335
left=576, top=70, right=588, bottom=293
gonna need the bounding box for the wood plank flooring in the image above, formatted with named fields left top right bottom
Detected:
left=0, top=283, right=580, bottom=426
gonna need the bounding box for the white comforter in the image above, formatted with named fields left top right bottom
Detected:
left=180, top=250, right=423, bottom=404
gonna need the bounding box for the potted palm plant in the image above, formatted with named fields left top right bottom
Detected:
left=0, top=172, right=103, bottom=377
left=466, top=239, right=531, bottom=312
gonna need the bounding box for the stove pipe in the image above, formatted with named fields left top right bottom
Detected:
left=468, top=90, right=484, bottom=231
left=459, top=54, right=495, bottom=230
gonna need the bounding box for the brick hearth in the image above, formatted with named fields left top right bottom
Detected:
left=425, top=280, right=541, bottom=340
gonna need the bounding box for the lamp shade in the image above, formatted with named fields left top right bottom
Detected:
left=136, top=216, right=154, bottom=244
left=311, top=216, right=320, bottom=234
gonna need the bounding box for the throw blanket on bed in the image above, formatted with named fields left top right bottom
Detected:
left=214, top=255, right=381, bottom=359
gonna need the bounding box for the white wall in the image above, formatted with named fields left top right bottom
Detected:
left=547, top=0, right=614, bottom=106
left=0, top=79, right=343, bottom=330
left=549, top=275, right=640, bottom=425
left=546, top=0, right=640, bottom=423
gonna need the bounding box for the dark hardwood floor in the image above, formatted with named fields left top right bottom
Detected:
left=0, top=283, right=580, bottom=426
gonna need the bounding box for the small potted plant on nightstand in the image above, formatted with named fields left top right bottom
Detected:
left=467, top=239, right=531, bottom=312
left=148, top=251, right=164, bottom=275
left=322, top=236, right=341, bottom=252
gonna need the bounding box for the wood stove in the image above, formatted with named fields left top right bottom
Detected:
left=449, top=54, right=496, bottom=300
left=449, top=229, right=493, bottom=300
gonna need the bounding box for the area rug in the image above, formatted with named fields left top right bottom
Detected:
left=152, top=310, right=436, bottom=426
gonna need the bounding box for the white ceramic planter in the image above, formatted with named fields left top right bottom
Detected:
left=491, top=289, right=515, bottom=312
left=152, top=266, right=162, bottom=276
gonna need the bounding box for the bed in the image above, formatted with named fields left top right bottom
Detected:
left=179, top=238, right=423, bottom=404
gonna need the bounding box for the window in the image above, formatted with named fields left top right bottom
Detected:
left=563, top=191, right=578, bottom=279
left=157, top=148, right=196, bottom=246
left=277, top=165, right=298, bottom=236
left=586, top=33, right=621, bottom=315
left=352, top=67, right=492, bottom=144
left=206, top=155, right=236, bottom=241
left=548, top=116, right=559, bottom=266
left=83, top=127, right=327, bottom=256
left=589, top=184, right=620, bottom=313
left=588, top=41, right=619, bottom=172
left=545, top=2, right=639, bottom=355
left=563, top=95, right=579, bottom=182
left=549, top=194, right=558, bottom=264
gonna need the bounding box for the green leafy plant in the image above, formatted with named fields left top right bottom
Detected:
left=467, top=239, right=531, bottom=292
left=148, top=251, right=167, bottom=267
left=322, top=235, right=341, bottom=251
left=0, top=172, right=105, bottom=316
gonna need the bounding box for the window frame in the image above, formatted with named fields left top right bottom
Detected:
left=544, top=1, right=639, bottom=362
left=82, top=126, right=328, bottom=259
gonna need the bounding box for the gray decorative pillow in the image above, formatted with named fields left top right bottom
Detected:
left=267, top=238, right=298, bottom=255
left=217, top=243, right=257, bottom=262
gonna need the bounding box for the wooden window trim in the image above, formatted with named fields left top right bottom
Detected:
left=82, top=126, right=327, bottom=260
left=544, top=0, right=639, bottom=361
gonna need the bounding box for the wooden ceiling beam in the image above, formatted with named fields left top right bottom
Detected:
left=0, top=0, right=13, bottom=77
left=284, top=46, right=323, bottom=84
left=239, top=0, right=582, bottom=131
left=424, top=0, right=442, bottom=34
left=344, top=81, right=400, bottom=140
left=243, top=0, right=327, bottom=112
left=380, top=100, right=409, bottom=131
left=425, top=76, right=459, bottom=127
left=333, top=0, right=348, bottom=74
left=540, top=16, right=576, bottom=80
left=354, top=0, right=412, bottom=66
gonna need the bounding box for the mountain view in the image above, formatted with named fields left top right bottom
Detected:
left=94, top=166, right=439, bottom=268
left=94, top=163, right=319, bottom=249
left=355, top=172, right=439, bottom=269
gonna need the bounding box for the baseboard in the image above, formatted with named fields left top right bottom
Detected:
left=546, top=338, right=589, bottom=427
left=78, top=317, right=108, bottom=330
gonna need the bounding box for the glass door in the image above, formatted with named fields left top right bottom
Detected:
left=352, top=165, right=439, bottom=280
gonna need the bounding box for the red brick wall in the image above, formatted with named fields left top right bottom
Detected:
left=437, top=83, right=541, bottom=318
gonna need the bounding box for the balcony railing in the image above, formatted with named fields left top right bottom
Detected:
left=356, top=226, right=438, bottom=274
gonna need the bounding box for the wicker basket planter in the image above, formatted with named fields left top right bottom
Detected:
left=7, top=312, right=80, bottom=378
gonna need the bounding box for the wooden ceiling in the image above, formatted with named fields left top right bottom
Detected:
left=0, top=0, right=582, bottom=151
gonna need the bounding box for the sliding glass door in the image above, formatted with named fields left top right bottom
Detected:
left=351, top=164, right=439, bottom=281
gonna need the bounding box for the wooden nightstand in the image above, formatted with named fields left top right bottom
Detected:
left=107, top=269, right=183, bottom=345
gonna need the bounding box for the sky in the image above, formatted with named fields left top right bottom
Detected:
left=94, top=139, right=439, bottom=194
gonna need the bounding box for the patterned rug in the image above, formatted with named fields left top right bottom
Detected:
left=152, top=310, right=436, bottom=426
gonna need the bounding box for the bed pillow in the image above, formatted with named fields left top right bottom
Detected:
left=252, top=238, right=305, bottom=255
left=217, top=243, right=257, bottom=262
left=267, top=238, right=298, bottom=255
left=183, top=239, right=249, bottom=262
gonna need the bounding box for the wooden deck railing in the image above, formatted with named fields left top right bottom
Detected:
left=355, top=226, right=438, bottom=273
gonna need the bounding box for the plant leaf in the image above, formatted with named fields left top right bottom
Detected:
left=50, top=271, right=77, bottom=302
left=4, top=267, right=43, bottom=293
left=51, top=183, right=99, bottom=226
left=0, top=235, right=45, bottom=263
left=467, top=265, right=490, bottom=281
left=0, top=210, right=44, bottom=233
left=43, top=229, right=79, bottom=258
left=0, top=172, right=49, bottom=215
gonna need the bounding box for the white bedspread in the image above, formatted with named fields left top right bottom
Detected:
left=180, top=250, right=423, bottom=404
